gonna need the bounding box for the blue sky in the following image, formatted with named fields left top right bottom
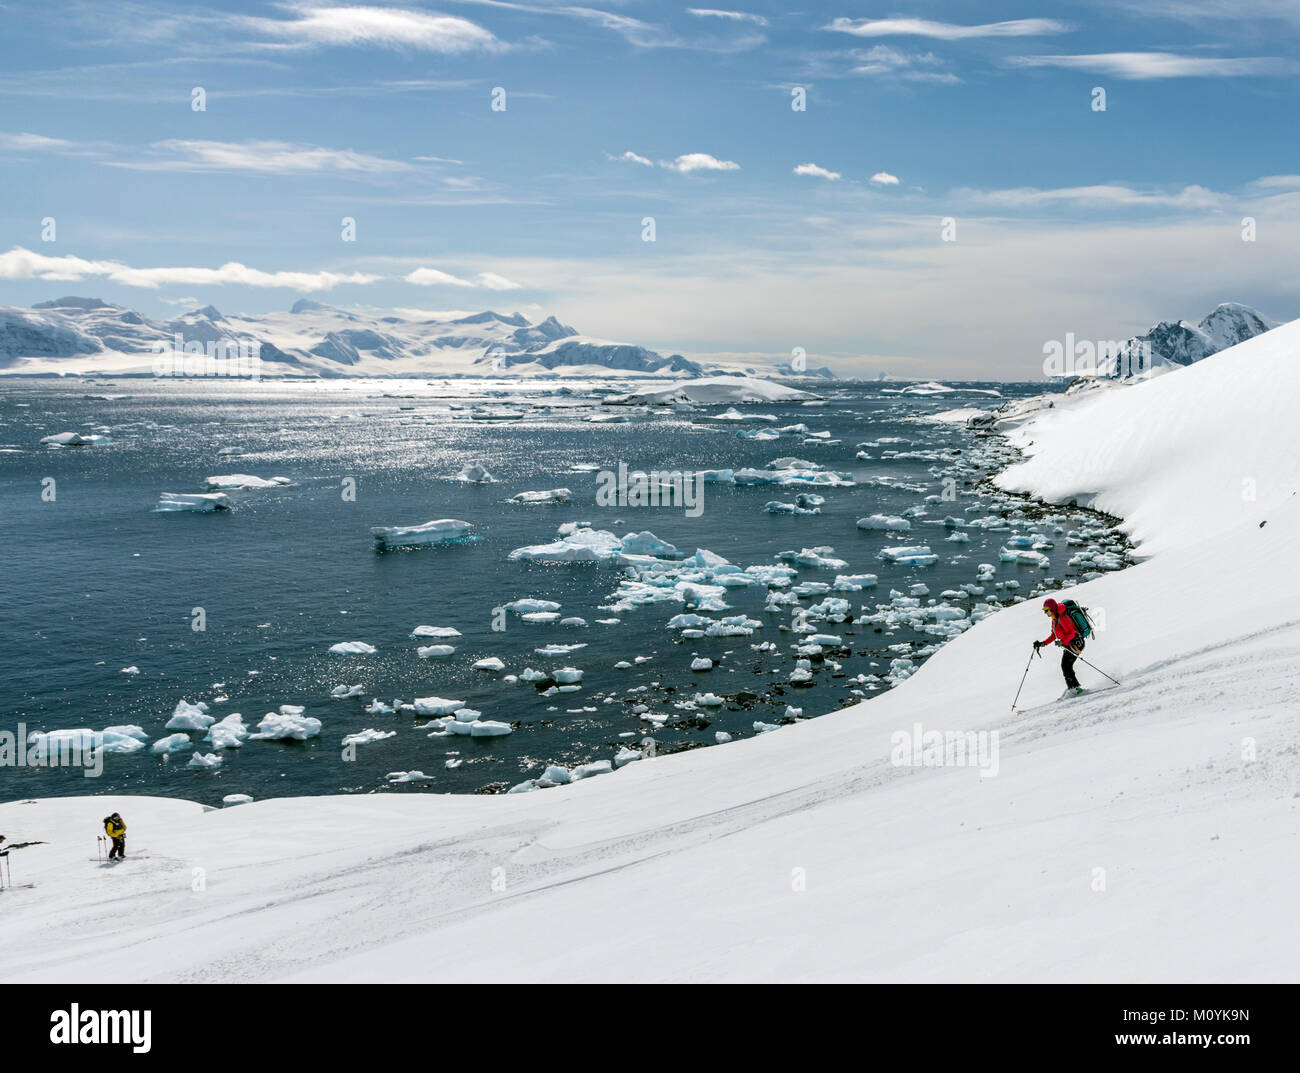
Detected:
left=2, top=0, right=1298, bottom=376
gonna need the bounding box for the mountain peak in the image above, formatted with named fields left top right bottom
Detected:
left=32, top=296, right=113, bottom=311
left=1107, top=302, right=1275, bottom=378
left=451, top=310, right=529, bottom=327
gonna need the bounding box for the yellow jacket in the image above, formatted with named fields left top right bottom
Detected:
left=104, top=818, right=125, bottom=838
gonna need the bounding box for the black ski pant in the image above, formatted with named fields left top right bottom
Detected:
left=1061, top=641, right=1083, bottom=690
left=109, top=836, right=125, bottom=860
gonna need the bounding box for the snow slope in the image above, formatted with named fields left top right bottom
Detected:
left=996, top=316, right=1300, bottom=556
left=2, top=323, right=1297, bottom=983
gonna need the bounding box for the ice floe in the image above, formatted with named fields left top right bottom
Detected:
left=371, top=518, right=477, bottom=549
left=155, top=492, right=232, bottom=512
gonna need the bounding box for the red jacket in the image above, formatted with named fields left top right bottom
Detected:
left=1041, top=599, right=1079, bottom=649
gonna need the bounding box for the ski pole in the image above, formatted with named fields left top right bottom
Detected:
left=1011, top=647, right=1039, bottom=709
left=1076, top=654, right=1121, bottom=686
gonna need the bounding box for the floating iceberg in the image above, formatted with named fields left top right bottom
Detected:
left=878, top=545, right=939, bottom=567
left=411, top=696, right=465, bottom=716
left=857, top=514, right=911, bottom=531
left=417, top=644, right=455, bottom=658
left=999, top=546, right=1050, bottom=568
left=342, top=729, right=397, bottom=746
left=508, top=527, right=680, bottom=564
left=151, top=733, right=193, bottom=755
left=329, top=641, right=376, bottom=655
left=155, top=492, right=232, bottom=512
left=777, top=547, right=848, bottom=570
left=452, top=463, right=497, bottom=484
left=469, top=720, right=513, bottom=737
left=371, top=518, right=477, bottom=549
left=249, top=708, right=321, bottom=741
left=619, top=531, right=682, bottom=558
left=510, top=488, right=572, bottom=504
left=606, top=377, right=821, bottom=406
left=42, top=431, right=109, bottom=448
left=203, top=474, right=292, bottom=490
left=205, top=713, right=250, bottom=750
left=165, top=699, right=213, bottom=731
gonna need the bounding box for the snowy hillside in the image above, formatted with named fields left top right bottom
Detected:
left=0, top=297, right=705, bottom=378
left=1106, top=301, right=1276, bottom=378
left=2, top=322, right=1298, bottom=982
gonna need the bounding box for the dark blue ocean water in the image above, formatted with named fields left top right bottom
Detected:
left=0, top=377, right=1072, bottom=805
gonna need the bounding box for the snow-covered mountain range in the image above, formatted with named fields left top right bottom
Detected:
left=0, top=296, right=722, bottom=378
left=1107, top=302, right=1276, bottom=378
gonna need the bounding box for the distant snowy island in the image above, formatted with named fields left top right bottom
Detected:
left=0, top=296, right=837, bottom=380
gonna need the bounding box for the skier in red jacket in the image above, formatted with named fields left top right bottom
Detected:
left=1035, top=598, right=1083, bottom=691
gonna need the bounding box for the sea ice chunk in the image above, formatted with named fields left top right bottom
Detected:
left=371, top=518, right=477, bottom=549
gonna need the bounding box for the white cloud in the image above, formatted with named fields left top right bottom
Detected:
left=664, top=152, right=740, bottom=173
left=960, top=183, right=1226, bottom=210
left=0, top=247, right=380, bottom=291
left=1005, top=53, right=1298, bottom=79
left=827, top=17, right=1070, bottom=40
left=850, top=46, right=961, bottom=84
left=870, top=172, right=900, bottom=185
left=0, top=131, right=77, bottom=152
left=404, top=267, right=521, bottom=290
left=112, top=139, right=413, bottom=174
left=794, top=163, right=841, bottom=180
left=687, top=9, right=768, bottom=25
left=611, top=150, right=654, bottom=167
left=240, top=5, right=506, bottom=54
left=1252, top=175, right=1300, bottom=190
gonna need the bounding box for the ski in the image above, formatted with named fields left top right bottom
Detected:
left=1012, top=681, right=1121, bottom=715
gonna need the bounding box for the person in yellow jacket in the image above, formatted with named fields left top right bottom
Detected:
left=102, top=812, right=126, bottom=860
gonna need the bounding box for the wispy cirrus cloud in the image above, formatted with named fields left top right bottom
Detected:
left=0, top=131, right=77, bottom=152
left=687, top=9, right=768, bottom=26
left=794, top=163, right=841, bottom=180
left=0, top=247, right=382, bottom=291
left=827, top=17, right=1070, bottom=40
left=237, top=4, right=508, bottom=54
left=447, top=0, right=765, bottom=51
left=959, top=183, right=1227, bottom=210
left=1005, top=52, right=1300, bottom=78
left=850, top=45, right=960, bottom=83
left=110, top=139, right=415, bottom=175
